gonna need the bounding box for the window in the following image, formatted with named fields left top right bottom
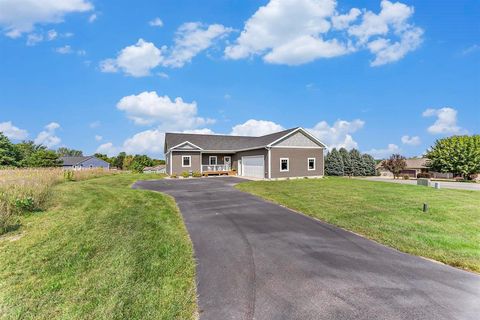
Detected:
left=280, top=158, right=289, bottom=172
left=308, top=158, right=316, bottom=171
left=182, top=155, right=191, bottom=167
left=209, top=156, right=217, bottom=165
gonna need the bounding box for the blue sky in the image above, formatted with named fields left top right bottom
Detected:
left=0, top=0, right=479, bottom=159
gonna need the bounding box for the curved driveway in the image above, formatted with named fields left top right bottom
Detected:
left=133, top=177, right=480, bottom=320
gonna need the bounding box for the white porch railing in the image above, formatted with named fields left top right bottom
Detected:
left=202, top=164, right=231, bottom=172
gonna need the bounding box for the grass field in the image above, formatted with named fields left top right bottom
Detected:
left=0, top=174, right=197, bottom=320
left=236, top=177, right=480, bottom=273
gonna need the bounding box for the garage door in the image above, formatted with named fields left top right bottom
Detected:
left=242, top=156, right=265, bottom=178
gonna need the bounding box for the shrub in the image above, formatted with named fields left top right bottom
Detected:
left=417, top=172, right=431, bottom=179
left=181, top=171, right=190, bottom=178
left=192, top=171, right=202, bottom=178
left=403, top=175, right=410, bottom=180
left=171, top=173, right=178, bottom=178
left=64, top=170, right=75, bottom=181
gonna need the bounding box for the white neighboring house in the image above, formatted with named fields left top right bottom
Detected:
left=143, top=165, right=166, bottom=174
left=60, top=156, right=110, bottom=170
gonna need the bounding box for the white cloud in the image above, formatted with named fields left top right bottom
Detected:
left=116, top=91, right=215, bottom=130
left=401, top=135, right=420, bottom=146
left=230, top=119, right=285, bottom=136
left=163, top=22, right=233, bottom=68
left=34, top=122, right=61, bottom=148
left=96, top=142, right=117, bottom=156
left=55, top=45, right=73, bottom=54
left=149, top=17, right=163, bottom=27
left=307, top=119, right=364, bottom=149
left=26, top=33, right=43, bottom=46
left=225, top=0, right=422, bottom=66
left=99, top=39, right=163, bottom=77
left=95, top=135, right=103, bottom=141
left=0, top=121, right=28, bottom=140
left=123, top=129, right=165, bottom=154
left=422, top=107, right=464, bottom=135
left=365, top=143, right=400, bottom=159
left=158, top=72, right=169, bottom=79
left=0, top=0, right=93, bottom=38
left=88, top=13, right=97, bottom=23
left=181, top=128, right=216, bottom=134
left=89, top=121, right=100, bottom=128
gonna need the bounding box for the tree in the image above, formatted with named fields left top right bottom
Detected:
left=57, top=147, right=83, bottom=157
left=349, top=149, right=365, bottom=176
left=113, top=152, right=126, bottom=169
left=122, top=155, right=134, bottom=170
left=325, top=148, right=344, bottom=176
left=27, top=149, right=61, bottom=167
left=381, top=154, right=407, bottom=179
left=426, top=135, right=480, bottom=179
left=338, top=148, right=353, bottom=176
left=361, top=153, right=377, bottom=176
left=14, top=141, right=45, bottom=167
left=0, top=133, right=18, bottom=166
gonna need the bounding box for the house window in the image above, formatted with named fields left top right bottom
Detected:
left=182, top=156, right=191, bottom=167
left=280, top=158, right=289, bottom=172
left=209, top=156, right=217, bottom=165
left=308, top=158, right=315, bottom=171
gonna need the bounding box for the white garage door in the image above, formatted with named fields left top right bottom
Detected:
left=242, top=156, right=265, bottom=178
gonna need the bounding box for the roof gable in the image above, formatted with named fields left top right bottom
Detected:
left=270, top=129, right=325, bottom=148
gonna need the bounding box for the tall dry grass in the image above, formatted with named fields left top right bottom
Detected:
left=0, top=168, right=114, bottom=233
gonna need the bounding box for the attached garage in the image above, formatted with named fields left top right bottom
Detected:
left=241, top=155, right=265, bottom=178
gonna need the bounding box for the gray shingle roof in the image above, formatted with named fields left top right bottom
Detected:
left=60, top=156, right=94, bottom=166
left=164, top=127, right=300, bottom=152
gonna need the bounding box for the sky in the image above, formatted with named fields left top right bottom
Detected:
left=0, top=0, right=479, bottom=159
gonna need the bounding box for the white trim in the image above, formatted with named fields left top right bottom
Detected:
left=182, top=155, right=192, bottom=167
left=200, top=152, right=203, bottom=174
left=270, top=146, right=323, bottom=149
left=169, top=141, right=203, bottom=151
left=308, top=157, right=316, bottom=171
left=267, top=148, right=272, bottom=179
left=267, top=127, right=327, bottom=149
left=169, top=151, right=173, bottom=175
left=280, top=158, right=289, bottom=172
left=209, top=156, right=217, bottom=165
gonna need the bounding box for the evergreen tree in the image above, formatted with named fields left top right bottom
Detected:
left=57, top=147, right=83, bottom=157
left=0, top=133, right=18, bottom=166
left=361, top=153, right=377, bottom=176
left=338, top=147, right=353, bottom=176
left=349, top=149, right=365, bottom=176
left=325, top=148, right=344, bottom=176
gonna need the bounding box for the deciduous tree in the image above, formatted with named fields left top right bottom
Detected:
left=381, top=154, right=407, bottom=179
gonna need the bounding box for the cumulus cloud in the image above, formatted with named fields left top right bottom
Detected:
left=182, top=128, right=216, bottom=134
left=307, top=119, right=365, bottom=149
left=423, top=107, right=464, bottom=134
left=230, top=119, right=285, bottom=136
left=225, top=0, right=422, bottom=66
left=162, top=22, right=233, bottom=68
left=401, top=135, right=420, bottom=146
left=99, top=39, right=163, bottom=77
left=149, top=17, right=163, bottom=27
left=365, top=143, right=400, bottom=159
left=116, top=91, right=215, bottom=130
left=34, top=122, right=61, bottom=148
left=0, top=121, right=28, bottom=140
left=96, top=142, right=117, bottom=156
left=0, top=0, right=93, bottom=38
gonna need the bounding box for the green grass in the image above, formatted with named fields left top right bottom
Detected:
left=0, top=174, right=197, bottom=320
left=236, top=177, right=480, bottom=273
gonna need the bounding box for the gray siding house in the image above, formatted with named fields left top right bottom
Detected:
left=164, top=127, right=326, bottom=179
left=60, top=156, right=110, bottom=170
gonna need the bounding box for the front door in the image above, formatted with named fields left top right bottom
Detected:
left=224, top=156, right=231, bottom=170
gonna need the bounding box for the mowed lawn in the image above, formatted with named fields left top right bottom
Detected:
left=0, top=174, right=196, bottom=320
left=237, top=177, right=480, bottom=273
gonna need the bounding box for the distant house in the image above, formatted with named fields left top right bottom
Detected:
left=377, top=158, right=453, bottom=179
left=61, top=156, right=110, bottom=170
left=143, top=165, right=166, bottom=174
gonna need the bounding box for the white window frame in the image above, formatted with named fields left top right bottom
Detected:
left=182, top=155, right=191, bottom=167
left=280, top=158, right=289, bottom=172
left=308, top=158, right=316, bottom=171
left=209, top=156, right=217, bottom=165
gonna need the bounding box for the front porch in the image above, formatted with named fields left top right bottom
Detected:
left=201, top=154, right=236, bottom=176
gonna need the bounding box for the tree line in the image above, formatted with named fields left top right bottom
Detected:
left=325, top=147, right=377, bottom=176
left=0, top=132, right=164, bottom=171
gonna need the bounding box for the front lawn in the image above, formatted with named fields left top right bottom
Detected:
left=236, top=177, right=480, bottom=273
left=0, top=174, right=197, bottom=320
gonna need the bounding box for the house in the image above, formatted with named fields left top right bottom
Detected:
left=377, top=158, right=453, bottom=179
left=143, top=165, right=166, bottom=174
left=60, top=156, right=110, bottom=170
left=164, top=127, right=326, bottom=179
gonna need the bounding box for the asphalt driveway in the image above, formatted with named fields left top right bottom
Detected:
left=133, top=177, right=480, bottom=320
